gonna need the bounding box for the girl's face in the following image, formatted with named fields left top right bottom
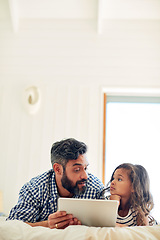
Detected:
left=110, top=168, right=133, bottom=200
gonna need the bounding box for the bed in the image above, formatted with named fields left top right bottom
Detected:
left=0, top=218, right=160, bottom=240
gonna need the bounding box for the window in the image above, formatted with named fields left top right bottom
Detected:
left=103, top=91, right=160, bottom=222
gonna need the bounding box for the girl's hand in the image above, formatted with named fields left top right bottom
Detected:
left=116, top=223, right=127, bottom=227
left=110, top=194, right=121, bottom=206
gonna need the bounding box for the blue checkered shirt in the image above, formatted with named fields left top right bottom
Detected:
left=7, top=170, right=104, bottom=222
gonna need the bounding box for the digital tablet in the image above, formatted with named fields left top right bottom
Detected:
left=58, top=198, right=119, bottom=227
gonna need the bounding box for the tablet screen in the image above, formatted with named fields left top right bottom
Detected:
left=58, top=198, right=119, bottom=227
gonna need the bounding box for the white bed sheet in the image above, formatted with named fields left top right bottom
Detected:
left=0, top=219, right=160, bottom=240
left=0, top=220, right=87, bottom=240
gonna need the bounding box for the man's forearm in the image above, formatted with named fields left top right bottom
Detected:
left=25, top=220, right=48, bottom=227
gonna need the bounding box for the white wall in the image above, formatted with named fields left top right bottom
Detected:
left=0, top=13, right=160, bottom=214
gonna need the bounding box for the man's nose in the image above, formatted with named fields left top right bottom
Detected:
left=81, top=170, right=88, bottom=179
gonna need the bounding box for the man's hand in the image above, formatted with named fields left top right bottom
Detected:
left=48, top=211, right=81, bottom=229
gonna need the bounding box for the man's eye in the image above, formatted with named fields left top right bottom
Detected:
left=74, top=168, right=80, bottom=172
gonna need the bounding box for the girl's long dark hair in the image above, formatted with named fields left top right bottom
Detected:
left=103, top=163, right=154, bottom=226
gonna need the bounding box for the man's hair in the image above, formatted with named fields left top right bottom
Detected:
left=51, top=138, right=87, bottom=169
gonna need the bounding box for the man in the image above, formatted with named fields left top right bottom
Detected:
left=7, top=138, right=104, bottom=228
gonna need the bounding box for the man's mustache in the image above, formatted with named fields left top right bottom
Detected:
left=76, top=179, right=87, bottom=184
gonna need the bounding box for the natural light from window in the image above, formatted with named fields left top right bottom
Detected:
left=105, top=101, right=160, bottom=222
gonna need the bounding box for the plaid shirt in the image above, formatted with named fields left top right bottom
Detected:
left=7, top=170, right=104, bottom=222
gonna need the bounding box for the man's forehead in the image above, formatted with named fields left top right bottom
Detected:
left=66, top=155, right=89, bottom=167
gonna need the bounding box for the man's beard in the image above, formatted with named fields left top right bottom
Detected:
left=61, top=172, right=87, bottom=195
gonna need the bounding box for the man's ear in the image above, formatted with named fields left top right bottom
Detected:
left=53, top=163, right=63, bottom=175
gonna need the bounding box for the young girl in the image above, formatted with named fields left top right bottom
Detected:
left=104, top=163, right=155, bottom=227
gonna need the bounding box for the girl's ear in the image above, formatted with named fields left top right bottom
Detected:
left=53, top=163, right=63, bottom=175
left=131, top=185, right=134, bottom=193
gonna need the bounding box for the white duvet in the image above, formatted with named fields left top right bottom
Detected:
left=0, top=219, right=160, bottom=240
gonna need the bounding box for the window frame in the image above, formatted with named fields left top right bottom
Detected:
left=102, top=87, right=160, bottom=184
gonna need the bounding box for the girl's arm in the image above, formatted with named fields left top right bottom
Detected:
left=116, top=223, right=128, bottom=227
left=142, top=215, right=149, bottom=226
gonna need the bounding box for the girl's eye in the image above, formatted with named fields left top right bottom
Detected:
left=118, top=178, right=122, bottom=181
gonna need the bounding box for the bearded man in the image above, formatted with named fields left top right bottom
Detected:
left=7, top=138, right=104, bottom=229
